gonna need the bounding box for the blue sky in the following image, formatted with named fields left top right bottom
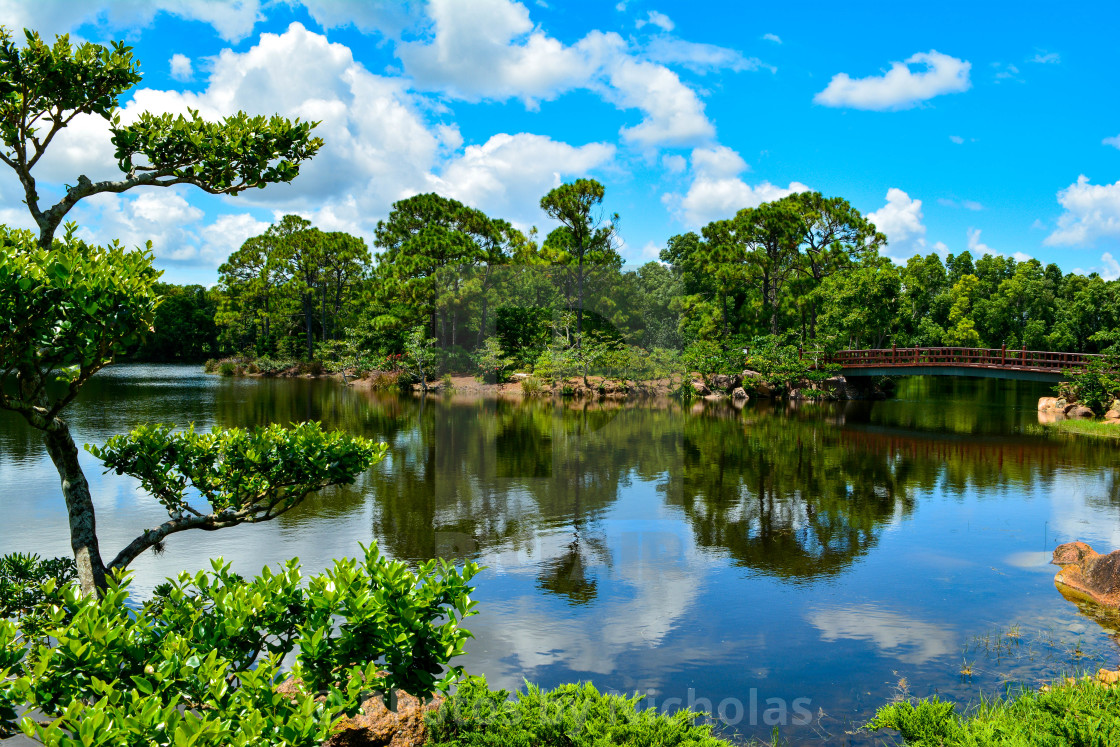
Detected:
left=4, top=0, right=1120, bottom=284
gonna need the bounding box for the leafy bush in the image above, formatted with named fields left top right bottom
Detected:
left=520, top=376, right=543, bottom=395
left=253, top=356, right=300, bottom=376
left=496, top=306, right=552, bottom=368
left=744, top=335, right=838, bottom=393
left=682, top=340, right=741, bottom=378
left=425, top=677, right=733, bottom=747
left=474, top=337, right=516, bottom=383
left=0, top=553, right=76, bottom=641
left=0, top=545, right=481, bottom=746
left=1056, top=356, right=1120, bottom=414
left=300, top=359, right=325, bottom=376
left=203, top=358, right=220, bottom=373
left=868, top=677, right=1120, bottom=745
left=218, top=360, right=237, bottom=376
left=439, top=345, right=475, bottom=376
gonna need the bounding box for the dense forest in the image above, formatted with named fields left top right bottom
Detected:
left=134, top=179, right=1120, bottom=372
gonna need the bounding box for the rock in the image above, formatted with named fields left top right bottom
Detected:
left=704, top=392, right=726, bottom=402
left=1052, top=541, right=1120, bottom=609
left=691, top=380, right=710, bottom=396
left=1068, top=405, right=1096, bottom=419
left=1038, top=396, right=1060, bottom=411
left=1105, top=409, right=1120, bottom=421
left=326, top=690, right=441, bottom=746
left=742, top=369, right=761, bottom=380
left=708, top=373, right=742, bottom=392
left=788, top=388, right=802, bottom=400
left=731, top=387, right=748, bottom=401
left=821, top=375, right=848, bottom=399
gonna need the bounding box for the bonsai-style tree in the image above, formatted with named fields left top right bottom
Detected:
left=0, top=27, right=321, bottom=250
left=0, top=226, right=382, bottom=594
left=0, top=28, right=355, bottom=596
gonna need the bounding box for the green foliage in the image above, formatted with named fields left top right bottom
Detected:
left=0, top=225, right=160, bottom=427
left=1057, top=356, right=1120, bottom=414
left=0, top=28, right=141, bottom=154
left=425, top=676, right=732, bottom=747
left=0, top=546, right=480, bottom=746
left=0, top=553, right=76, bottom=642
left=496, top=306, right=552, bottom=367
left=89, top=422, right=382, bottom=529
left=403, top=325, right=441, bottom=391
left=112, top=109, right=321, bottom=194
left=682, top=340, right=741, bottom=378
left=475, top=337, right=516, bottom=383
left=745, top=336, right=837, bottom=392
left=868, top=677, right=1120, bottom=746
left=131, top=283, right=220, bottom=362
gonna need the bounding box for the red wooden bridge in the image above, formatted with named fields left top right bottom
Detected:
left=819, top=347, right=1100, bottom=382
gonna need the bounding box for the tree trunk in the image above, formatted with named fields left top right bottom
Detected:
left=576, top=257, right=585, bottom=343
left=303, top=294, right=315, bottom=359
left=43, top=422, right=107, bottom=595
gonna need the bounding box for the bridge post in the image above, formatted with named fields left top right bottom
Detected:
left=1001, top=344, right=1006, bottom=365
left=914, top=345, right=918, bottom=363
left=1022, top=345, right=1027, bottom=366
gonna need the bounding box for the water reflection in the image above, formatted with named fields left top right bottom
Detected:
left=2, top=368, right=1120, bottom=745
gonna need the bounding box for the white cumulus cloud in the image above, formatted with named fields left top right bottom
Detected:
left=1045, top=175, right=1120, bottom=247
left=667, top=146, right=809, bottom=226
left=814, top=50, right=971, bottom=111
left=169, top=53, right=193, bottom=82
left=868, top=188, right=926, bottom=250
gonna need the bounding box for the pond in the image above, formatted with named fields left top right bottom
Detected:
left=2, top=365, right=1119, bottom=745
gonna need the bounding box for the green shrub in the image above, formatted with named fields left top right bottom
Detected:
left=520, top=376, right=543, bottom=395
left=474, top=337, right=515, bottom=383
left=441, top=373, right=455, bottom=391
left=0, top=545, right=481, bottom=746
left=1056, top=356, right=1120, bottom=414
left=0, top=553, right=76, bottom=642
left=425, top=677, right=733, bottom=747
left=203, top=358, right=220, bottom=373
left=301, top=359, right=325, bottom=376
left=218, top=360, right=236, bottom=376
left=868, top=677, right=1120, bottom=745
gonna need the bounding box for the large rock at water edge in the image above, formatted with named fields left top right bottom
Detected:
left=731, top=387, right=748, bottom=401
left=1052, top=541, right=1120, bottom=609
left=708, top=373, right=742, bottom=392
left=1038, top=396, right=1059, bottom=411
left=691, top=380, right=711, bottom=396
left=1067, top=405, right=1096, bottom=419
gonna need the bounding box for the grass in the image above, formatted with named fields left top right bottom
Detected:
left=868, top=675, right=1120, bottom=746
left=424, top=677, right=739, bottom=747
left=1033, top=419, right=1120, bottom=440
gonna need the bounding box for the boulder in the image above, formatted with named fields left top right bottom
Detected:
left=731, top=387, right=748, bottom=401
left=708, top=373, right=742, bottom=392
left=1038, top=396, right=1060, bottom=411
left=1106, top=409, right=1120, bottom=421
left=821, top=375, right=848, bottom=399
left=691, top=380, right=710, bottom=396
left=1068, top=405, right=1096, bottom=420
left=1052, top=541, right=1120, bottom=609
left=704, top=392, right=726, bottom=402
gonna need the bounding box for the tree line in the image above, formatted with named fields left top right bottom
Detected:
left=148, top=185, right=1120, bottom=368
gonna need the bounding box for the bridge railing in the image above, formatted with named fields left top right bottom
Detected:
left=824, top=347, right=1102, bottom=372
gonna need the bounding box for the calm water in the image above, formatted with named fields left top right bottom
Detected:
left=2, top=366, right=1119, bottom=745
